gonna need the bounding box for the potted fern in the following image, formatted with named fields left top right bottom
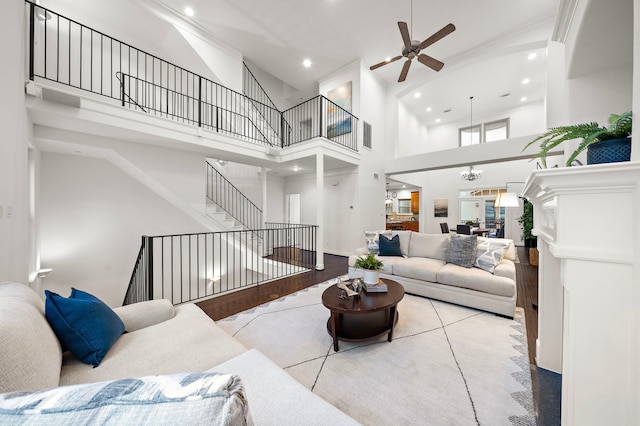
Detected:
left=517, top=199, right=538, bottom=265
left=524, top=111, right=632, bottom=167
left=353, top=252, right=384, bottom=285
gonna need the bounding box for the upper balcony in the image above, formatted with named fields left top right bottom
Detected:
left=25, top=1, right=360, bottom=171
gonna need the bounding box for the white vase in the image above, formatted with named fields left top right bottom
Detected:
left=362, top=269, right=380, bottom=285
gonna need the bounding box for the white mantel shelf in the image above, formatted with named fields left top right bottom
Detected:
left=522, top=161, right=640, bottom=426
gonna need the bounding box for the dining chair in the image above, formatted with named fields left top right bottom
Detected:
left=456, top=224, right=471, bottom=235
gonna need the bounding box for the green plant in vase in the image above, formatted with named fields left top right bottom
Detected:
left=353, top=252, right=384, bottom=285
left=353, top=252, right=384, bottom=270
left=523, top=111, right=632, bottom=167
left=517, top=198, right=536, bottom=248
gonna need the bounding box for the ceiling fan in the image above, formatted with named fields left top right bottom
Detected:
left=370, top=5, right=455, bottom=82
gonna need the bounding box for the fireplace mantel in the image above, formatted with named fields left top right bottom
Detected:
left=522, top=162, right=640, bottom=425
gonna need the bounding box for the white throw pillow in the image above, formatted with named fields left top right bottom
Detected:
left=408, top=233, right=450, bottom=261
left=474, top=238, right=511, bottom=273
left=0, top=371, right=251, bottom=425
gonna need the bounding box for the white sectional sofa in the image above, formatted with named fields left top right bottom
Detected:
left=0, top=281, right=358, bottom=425
left=348, top=230, right=517, bottom=318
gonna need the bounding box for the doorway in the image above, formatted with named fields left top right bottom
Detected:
left=287, top=193, right=300, bottom=224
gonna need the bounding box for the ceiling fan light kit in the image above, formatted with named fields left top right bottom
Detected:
left=369, top=4, right=455, bottom=82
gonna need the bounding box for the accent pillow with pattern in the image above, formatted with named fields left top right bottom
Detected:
left=445, top=234, right=478, bottom=268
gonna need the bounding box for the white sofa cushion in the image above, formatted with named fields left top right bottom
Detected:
left=392, top=257, right=446, bottom=282
left=0, top=282, right=62, bottom=393
left=0, top=371, right=251, bottom=425
left=437, top=263, right=516, bottom=297
left=375, top=256, right=408, bottom=274
left=59, top=304, right=247, bottom=386
left=494, top=258, right=517, bottom=282
left=113, top=299, right=175, bottom=332
left=212, top=349, right=359, bottom=426
left=408, top=233, right=450, bottom=261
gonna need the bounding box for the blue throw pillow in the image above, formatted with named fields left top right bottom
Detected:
left=378, top=234, right=403, bottom=257
left=45, top=288, right=125, bottom=367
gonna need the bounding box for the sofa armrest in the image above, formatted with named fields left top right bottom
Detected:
left=494, top=259, right=516, bottom=282
left=112, top=299, right=175, bottom=332
left=354, top=246, right=369, bottom=256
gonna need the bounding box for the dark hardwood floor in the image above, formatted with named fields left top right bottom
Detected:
left=196, top=253, right=348, bottom=321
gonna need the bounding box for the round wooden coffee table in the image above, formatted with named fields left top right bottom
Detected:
left=321, top=279, right=404, bottom=351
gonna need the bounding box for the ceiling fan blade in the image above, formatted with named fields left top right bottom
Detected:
left=398, top=21, right=412, bottom=50
left=417, top=54, right=444, bottom=72
left=369, top=55, right=402, bottom=71
left=418, top=23, right=456, bottom=50
left=398, top=59, right=411, bottom=82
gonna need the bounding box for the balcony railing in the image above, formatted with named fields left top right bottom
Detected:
left=124, top=224, right=318, bottom=306
left=26, top=1, right=359, bottom=152
left=282, top=96, right=358, bottom=150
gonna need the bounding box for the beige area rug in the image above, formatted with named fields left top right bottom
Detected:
left=217, top=277, right=535, bottom=426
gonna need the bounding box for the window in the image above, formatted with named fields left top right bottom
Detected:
left=459, top=118, right=509, bottom=146
left=458, top=189, right=505, bottom=232
left=484, top=119, right=509, bottom=142
left=460, top=125, right=481, bottom=146
left=398, top=199, right=411, bottom=214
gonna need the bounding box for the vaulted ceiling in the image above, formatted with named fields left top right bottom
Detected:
left=44, top=0, right=561, bottom=128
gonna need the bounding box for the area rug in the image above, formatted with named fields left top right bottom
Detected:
left=217, top=277, right=535, bottom=425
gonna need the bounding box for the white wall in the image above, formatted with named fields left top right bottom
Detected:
left=396, top=102, right=430, bottom=156
left=0, top=0, right=31, bottom=283
left=568, top=64, right=633, bottom=125
left=243, top=60, right=300, bottom=111
left=426, top=101, right=546, bottom=151
left=265, top=175, right=285, bottom=223
left=39, top=152, right=213, bottom=307
left=284, top=168, right=359, bottom=255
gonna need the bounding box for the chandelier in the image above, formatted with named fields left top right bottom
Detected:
left=385, top=183, right=393, bottom=204
left=461, top=166, right=482, bottom=181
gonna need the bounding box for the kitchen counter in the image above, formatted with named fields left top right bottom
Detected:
left=386, top=220, right=419, bottom=232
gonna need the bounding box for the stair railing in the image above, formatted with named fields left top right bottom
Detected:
left=243, top=62, right=292, bottom=147
left=124, top=225, right=318, bottom=306
left=206, top=161, right=263, bottom=231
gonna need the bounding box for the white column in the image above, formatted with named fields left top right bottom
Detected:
left=260, top=167, right=267, bottom=228
left=315, top=153, right=324, bottom=270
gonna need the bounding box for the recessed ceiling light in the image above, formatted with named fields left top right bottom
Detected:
left=426, top=107, right=432, bottom=112
left=520, top=96, right=527, bottom=102
left=302, top=59, right=312, bottom=68
left=435, top=118, right=441, bottom=123
left=521, top=78, right=530, bottom=85
left=184, top=6, right=194, bottom=17
left=292, top=165, right=301, bottom=172
left=414, top=92, right=421, bottom=98
left=527, top=53, right=537, bottom=60
left=402, top=185, right=406, bottom=188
